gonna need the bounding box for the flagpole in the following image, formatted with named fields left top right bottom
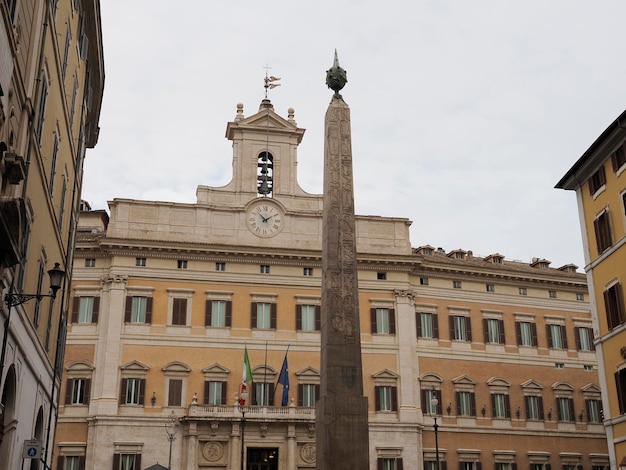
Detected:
left=263, top=341, right=268, bottom=405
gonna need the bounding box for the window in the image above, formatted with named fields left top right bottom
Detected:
left=171, top=298, right=187, bottom=325
left=84, top=258, right=95, bottom=267
left=168, top=379, right=183, bottom=406
left=61, top=456, right=85, bottom=470
left=594, top=210, right=613, bottom=254
left=420, top=277, right=429, bottom=286
left=575, top=327, right=595, bottom=351
left=260, top=265, right=270, bottom=274
left=555, top=363, right=565, bottom=369
left=49, top=132, right=59, bottom=195
left=524, top=395, right=544, bottom=420
left=496, top=464, right=513, bottom=470
left=125, top=296, right=152, bottom=323
left=251, top=302, right=276, bottom=329
left=177, top=260, right=187, bottom=269
left=377, top=458, right=403, bottom=470
left=486, top=284, right=495, bottom=292
left=377, top=272, right=387, bottom=280
left=371, top=308, right=396, bottom=335
left=417, top=312, right=439, bottom=339
left=556, top=397, right=575, bottom=422
left=33, top=260, right=45, bottom=327
left=135, top=257, right=146, bottom=267
left=586, top=398, right=602, bottom=423
left=548, top=290, right=557, bottom=298
left=253, top=382, right=274, bottom=406
left=456, top=391, right=476, bottom=416
left=298, top=383, right=319, bottom=407
left=205, top=300, right=232, bottom=327
left=515, top=321, right=537, bottom=347
left=615, top=369, right=626, bottom=413
left=453, top=280, right=462, bottom=289
left=424, top=462, right=440, bottom=470
left=215, top=262, right=225, bottom=271
left=7, top=0, right=17, bottom=22
left=61, top=28, right=71, bottom=80
left=58, top=174, right=68, bottom=229
left=576, top=293, right=584, bottom=301
left=518, top=287, right=527, bottom=296
left=375, top=385, right=398, bottom=412
left=65, top=378, right=90, bottom=405
left=460, top=463, right=480, bottom=470
left=584, top=365, right=593, bottom=371
left=613, top=144, right=626, bottom=171
left=421, top=388, right=441, bottom=415
left=69, top=77, right=78, bottom=126
left=588, top=166, right=606, bottom=195
left=72, top=296, right=99, bottom=324
left=491, top=393, right=511, bottom=418
left=483, top=318, right=504, bottom=344
left=547, top=324, right=567, bottom=349
left=36, top=72, right=49, bottom=143
left=112, top=454, right=141, bottom=470
left=450, top=315, right=472, bottom=341
left=297, top=304, right=320, bottom=331
left=605, top=282, right=625, bottom=330
left=303, top=267, right=313, bottom=276
left=203, top=381, right=227, bottom=405
left=120, top=378, right=145, bottom=405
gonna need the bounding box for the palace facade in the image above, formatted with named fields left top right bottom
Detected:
left=55, top=98, right=607, bottom=469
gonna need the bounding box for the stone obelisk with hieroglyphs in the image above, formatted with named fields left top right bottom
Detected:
left=316, top=51, right=370, bottom=470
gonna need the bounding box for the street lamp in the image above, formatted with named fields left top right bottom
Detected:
left=430, top=395, right=440, bottom=470
left=165, top=411, right=178, bottom=470
left=239, top=391, right=248, bottom=470
left=0, top=262, right=65, bottom=387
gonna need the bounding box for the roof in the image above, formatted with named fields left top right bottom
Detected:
left=556, top=107, right=626, bottom=190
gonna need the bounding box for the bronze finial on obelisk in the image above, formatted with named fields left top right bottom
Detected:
left=316, top=51, right=370, bottom=470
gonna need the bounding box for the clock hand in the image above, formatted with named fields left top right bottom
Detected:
left=262, top=214, right=274, bottom=222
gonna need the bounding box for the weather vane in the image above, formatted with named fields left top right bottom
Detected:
left=263, top=64, right=281, bottom=99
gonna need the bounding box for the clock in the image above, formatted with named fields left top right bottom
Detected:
left=246, top=200, right=284, bottom=237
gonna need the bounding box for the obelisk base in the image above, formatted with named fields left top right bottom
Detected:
left=316, top=395, right=369, bottom=470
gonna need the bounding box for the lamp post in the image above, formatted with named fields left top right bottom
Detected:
left=165, top=411, right=178, bottom=470
left=430, top=395, right=440, bottom=470
left=0, top=263, right=65, bottom=385
left=239, top=391, right=248, bottom=470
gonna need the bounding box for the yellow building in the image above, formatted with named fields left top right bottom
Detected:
left=55, top=98, right=608, bottom=469
left=557, top=109, right=626, bottom=468
left=0, top=1, right=104, bottom=468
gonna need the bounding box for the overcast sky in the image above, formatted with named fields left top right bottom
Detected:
left=83, top=1, right=626, bottom=271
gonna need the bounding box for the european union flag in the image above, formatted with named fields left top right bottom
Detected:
left=277, top=354, right=289, bottom=406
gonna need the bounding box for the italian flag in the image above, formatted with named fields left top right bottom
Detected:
left=240, top=345, right=253, bottom=405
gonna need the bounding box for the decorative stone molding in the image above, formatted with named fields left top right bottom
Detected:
left=393, top=289, right=416, bottom=301
left=202, top=441, right=223, bottom=462
left=300, top=443, right=316, bottom=463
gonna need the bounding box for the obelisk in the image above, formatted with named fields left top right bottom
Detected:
left=316, top=51, right=370, bottom=470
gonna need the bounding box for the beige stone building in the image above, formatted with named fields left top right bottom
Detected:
left=55, top=98, right=607, bottom=469
left=557, top=108, right=626, bottom=468
left=0, top=0, right=104, bottom=469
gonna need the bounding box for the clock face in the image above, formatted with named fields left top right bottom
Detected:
left=246, top=201, right=283, bottom=237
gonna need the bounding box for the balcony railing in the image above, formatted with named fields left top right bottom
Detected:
left=187, top=403, right=315, bottom=422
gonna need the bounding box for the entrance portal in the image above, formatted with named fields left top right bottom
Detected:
left=246, top=448, right=278, bottom=470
